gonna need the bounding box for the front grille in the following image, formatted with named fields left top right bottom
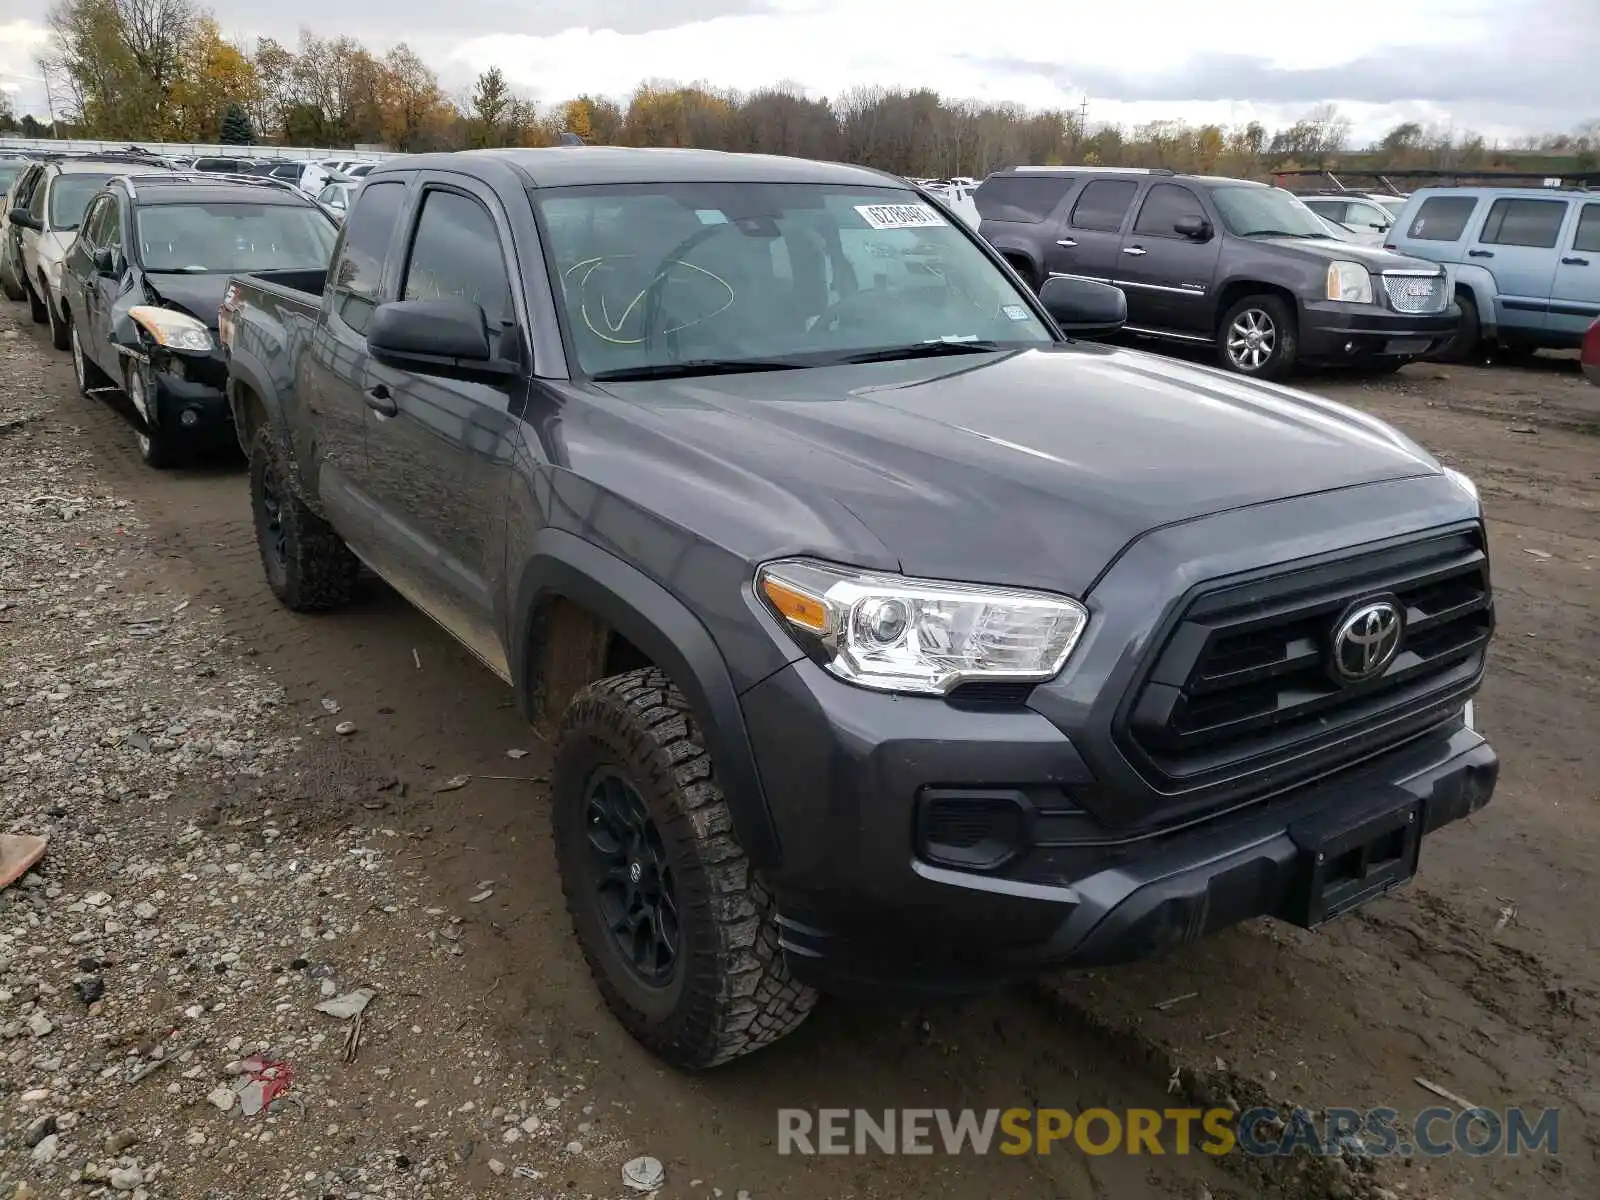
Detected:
left=1118, top=525, right=1492, bottom=795
left=1382, top=272, right=1448, bottom=314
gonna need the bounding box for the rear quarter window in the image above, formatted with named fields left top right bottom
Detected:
left=973, top=175, right=1073, bottom=224
left=1405, top=196, right=1478, bottom=242
left=1479, top=198, right=1567, bottom=249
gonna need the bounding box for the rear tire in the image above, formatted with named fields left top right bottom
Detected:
left=70, top=322, right=109, bottom=396
left=248, top=424, right=360, bottom=611
left=553, top=668, right=817, bottom=1069
left=1217, top=293, right=1298, bottom=380
left=0, top=247, right=23, bottom=302
left=25, top=274, right=48, bottom=324
left=47, top=295, right=70, bottom=350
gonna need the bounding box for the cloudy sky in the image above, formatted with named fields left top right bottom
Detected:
left=3, top=0, right=1597, bottom=144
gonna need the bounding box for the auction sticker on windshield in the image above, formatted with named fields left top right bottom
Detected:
left=855, top=203, right=947, bottom=230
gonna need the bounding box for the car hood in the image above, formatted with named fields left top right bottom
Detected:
left=1253, top=235, right=1439, bottom=273
left=594, top=343, right=1443, bottom=595
left=140, top=272, right=231, bottom=330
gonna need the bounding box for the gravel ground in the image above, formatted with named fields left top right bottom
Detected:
left=0, top=319, right=642, bottom=1200
left=3, top=295, right=1598, bottom=1200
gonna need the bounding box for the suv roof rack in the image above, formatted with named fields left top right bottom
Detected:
left=1009, top=165, right=1176, bottom=176
left=110, top=170, right=310, bottom=201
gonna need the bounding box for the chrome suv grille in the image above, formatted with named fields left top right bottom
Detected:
left=1116, top=526, right=1492, bottom=796
left=1382, top=272, right=1448, bottom=313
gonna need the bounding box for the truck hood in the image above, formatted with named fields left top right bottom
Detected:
left=596, top=342, right=1442, bottom=595
left=1253, top=235, right=1440, bottom=273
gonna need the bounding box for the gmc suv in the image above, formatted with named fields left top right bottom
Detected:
left=975, top=166, right=1460, bottom=379
left=218, top=148, right=1498, bottom=1069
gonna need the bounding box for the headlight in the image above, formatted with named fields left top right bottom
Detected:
left=756, top=558, right=1088, bottom=695
left=128, top=305, right=214, bottom=352
left=1326, top=260, right=1373, bottom=304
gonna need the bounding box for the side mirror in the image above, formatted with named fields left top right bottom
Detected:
left=92, top=246, right=118, bottom=276
left=1037, top=276, right=1126, bottom=339
left=366, top=298, right=520, bottom=385
left=1174, top=215, right=1213, bottom=241
left=9, top=208, right=41, bottom=232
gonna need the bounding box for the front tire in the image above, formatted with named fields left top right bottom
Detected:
left=1218, top=293, right=1298, bottom=380
left=125, top=363, right=176, bottom=468
left=553, top=668, right=817, bottom=1069
left=1435, top=292, right=1481, bottom=364
left=248, top=424, right=360, bottom=611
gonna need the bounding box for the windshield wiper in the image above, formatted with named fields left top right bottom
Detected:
left=589, top=357, right=810, bottom=382
left=829, top=339, right=1009, bottom=365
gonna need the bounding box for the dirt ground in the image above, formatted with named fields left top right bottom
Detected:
left=3, top=297, right=1597, bottom=1200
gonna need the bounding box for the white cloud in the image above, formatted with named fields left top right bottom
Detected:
left=0, top=20, right=51, bottom=118
left=3, top=0, right=1596, bottom=144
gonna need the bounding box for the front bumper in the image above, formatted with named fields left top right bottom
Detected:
left=1297, top=299, right=1459, bottom=362
left=743, top=657, right=1496, bottom=997
left=147, top=350, right=234, bottom=442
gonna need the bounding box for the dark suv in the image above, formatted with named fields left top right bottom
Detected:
left=976, top=167, right=1460, bottom=378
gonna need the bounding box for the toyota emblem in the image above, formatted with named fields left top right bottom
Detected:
left=1331, top=598, right=1404, bottom=684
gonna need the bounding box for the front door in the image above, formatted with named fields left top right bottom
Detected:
left=80, top=194, right=126, bottom=375
left=296, top=175, right=411, bottom=554
left=1466, top=196, right=1568, bottom=336
left=1549, top=200, right=1600, bottom=343
left=1044, top=178, right=1137, bottom=284
left=360, top=177, right=524, bottom=681
left=1116, top=183, right=1222, bottom=335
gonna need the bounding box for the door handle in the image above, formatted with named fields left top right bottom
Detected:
left=1562, top=255, right=1590, bottom=266
left=1467, top=249, right=1494, bottom=258
left=363, top=383, right=398, bottom=417
left=1122, top=246, right=1147, bottom=256
left=1055, top=238, right=1078, bottom=247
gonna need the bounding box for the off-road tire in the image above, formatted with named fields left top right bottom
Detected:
left=553, top=668, right=817, bottom=1069
left=24, top=274, right=48, bottom=324
left=248, top=424, right=360, bottom=611
left=47, top=293, right=70, bottom=350
left=1217, top=292, right=1298, bottom=380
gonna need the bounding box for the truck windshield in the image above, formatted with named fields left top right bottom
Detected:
left=47, top=174, right=117, bottom=231
left=532, top=183, right=1053, bottom=377
left=1210, top=186, right=1330, bottom=238
left=134, top=202, right=337, bottom=273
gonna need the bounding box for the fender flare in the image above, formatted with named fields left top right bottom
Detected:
left=985, top=238, right=1045, bottom=285
left=511, top=529, right=782, bottom=868
left=1443, top=263, right=1499, bottom=338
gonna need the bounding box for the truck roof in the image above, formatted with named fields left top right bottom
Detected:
left=369, top=146, right=903, bottom=190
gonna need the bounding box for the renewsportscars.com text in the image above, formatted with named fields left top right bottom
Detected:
left=777, top=1106, right=1559, bottom=1158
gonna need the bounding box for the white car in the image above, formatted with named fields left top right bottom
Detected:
left=1300, top=193, right=1404, bottom=238
left=12, top=157, right=169, bottom=348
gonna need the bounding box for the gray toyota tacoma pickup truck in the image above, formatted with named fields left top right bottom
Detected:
left=220, top=147, right=1498, bottom=1070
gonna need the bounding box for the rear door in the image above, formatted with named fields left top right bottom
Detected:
left=1467, top=196, right=1568, bottom=334
left=296, top=175, right=411, bottom=550
left=359, top=174, right=524, bottom=680
left=1549, top=200, right=1600, bottom=343
left=972, top=173, right=1074, bottom=284
left=1116, top=182, right=1222, bottom=334
left=1046, top=178, right=1138, bottom=284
